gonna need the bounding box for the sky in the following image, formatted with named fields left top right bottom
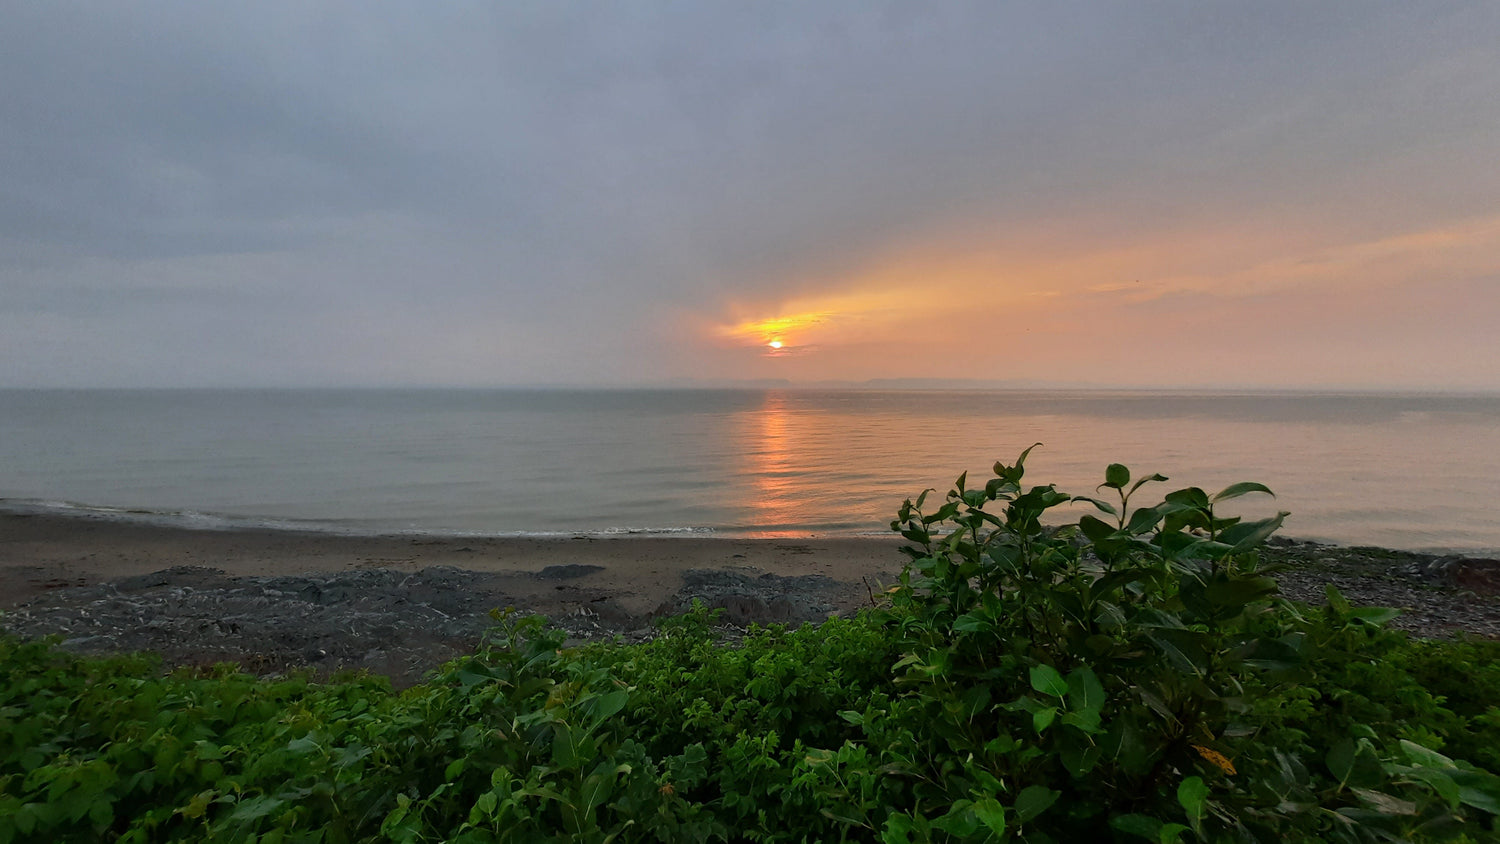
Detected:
left=2, top=2, right=1498, bottom=390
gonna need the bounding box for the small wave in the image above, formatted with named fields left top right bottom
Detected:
left=0, top=499, right=737, bottom=539
left=0, top=498, right=902, bottom=541
left=0, top=498, right=381, bottom=535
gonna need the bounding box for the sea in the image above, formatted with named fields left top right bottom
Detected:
left=1, top=389, right=1497, bottom=556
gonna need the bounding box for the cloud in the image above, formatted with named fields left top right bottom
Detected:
left=2, top=2, right=1498, bottom=387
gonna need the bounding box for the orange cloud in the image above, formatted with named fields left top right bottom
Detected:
left=698, top=208, right=1500, bottom=382
left=718, top=312, right=833, bottom=348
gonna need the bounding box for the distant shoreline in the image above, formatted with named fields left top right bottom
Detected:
left=4, top=385, right=1499, bottom=397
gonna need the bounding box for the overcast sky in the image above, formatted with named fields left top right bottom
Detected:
left=3, top=2, right=1498, bottom=389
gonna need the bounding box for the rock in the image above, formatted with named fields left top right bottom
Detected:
left=535, top=564, right=605, bottom=580
left=767, top=595, right=800, bottom=621
left=114, top=565, right=225, bottom=592
left=1450, top=558, right=1500, bottom=596
left=585, top=598, right=634, bottom=626
left=713, top=595, right=770, bottom=625
left=653, top=569, right=841, bottom=626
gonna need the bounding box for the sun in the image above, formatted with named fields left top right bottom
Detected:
left=767, top=339, right=783, bottom=350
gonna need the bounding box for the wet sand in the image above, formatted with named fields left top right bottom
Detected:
left=0, top=512, right=908, bottom=683
left=0, top=512, right=906, bottom=617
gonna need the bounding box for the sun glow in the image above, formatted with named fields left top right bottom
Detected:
left=716, top=312, right=835, bottom=352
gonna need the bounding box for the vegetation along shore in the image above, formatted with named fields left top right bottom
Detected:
left=3, top=458, right=1499, bottom=841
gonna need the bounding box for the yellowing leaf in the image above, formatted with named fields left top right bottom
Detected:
left=1191, top=744, right=1237, bottom=775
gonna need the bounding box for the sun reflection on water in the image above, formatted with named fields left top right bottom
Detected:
left=741, top=390, right=805, bottom=538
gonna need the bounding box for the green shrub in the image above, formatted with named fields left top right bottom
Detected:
left=855, top=449, right=1500, bottom=842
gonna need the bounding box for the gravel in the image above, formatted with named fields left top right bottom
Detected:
left=3, top=540, right=1495, bottom=686
left=0, top=564, right=849, bottom=686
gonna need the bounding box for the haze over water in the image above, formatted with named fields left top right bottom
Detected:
left=2, top=389, right=1496, bottom=556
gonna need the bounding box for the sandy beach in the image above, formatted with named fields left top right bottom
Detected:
left=0, top=512, right=905, bottom=614
left=1, top=512, right=909, bottom=683
left=4, top=511, right=1497, bottom=685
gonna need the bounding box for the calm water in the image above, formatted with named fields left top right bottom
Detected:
left=1, top=389, right=1497, bottom=554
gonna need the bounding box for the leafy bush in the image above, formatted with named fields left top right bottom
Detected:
left=865, top=449, right=1499, bottom=841
left=2, top=453, right=1497, bottom=842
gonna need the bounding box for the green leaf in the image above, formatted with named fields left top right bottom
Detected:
left=1211, top=481, right=1274, bottom=503
left=1110, top=814, right=1160, bottom=840
left=952, top=613, right=994, bottom=634
left=972, top=798, right=1007, bottom=837
left=1079, top=514, right=1117, bottom=547
left=1177, top=776, right=1209, bottom=824
left=445, top=758, right=465, bottom=780
left=1327, top=739, right=1356, bottom=784
left=228, top=796, right=286, bottom=824
left=1126, top=505, right=1164, bottom=535
left=179, top=790, right=215, bottom=820
left=1074, top=496, right=1119, bottom=518
left=1351, top=788, right=1417, bottom=815
left=1060, top=740, right=1103, bottom=776
left=1146, top=628, right=1209, bottom=674
left=1061, top=708, right=1103, bottom=735
left=1104, top=463, right=1130, bottom=490
left=1164, top=487, right=1210, bottom=510
left=585, top=689, right=630, bottom=727
left=1157, top=530, right=1205, bottom=561
left=1158, top=823, right=1191, bottom=843
left=1327, top=738, right=1384, bottom=788
left=1399, top=739, right=1454, bottom=769
left=1113, top=814, right=1189, bottom=844
left=1217, top=512, right=1287, bottom=552
left=1325, top=584, right=1352, bottom=615
left=1066, top=666, right=1106, bottom=713
left=932, top=801, right=980, bottom=837
left=1129, top=473, right=1169, bottom=496
left=579, top=760, right=619, bottom=818
left=474, top=791, right=497, bottom=818
left=1451, top=770, right=1500, bottom=814
left=1033, top=706, right=1058, bottom=733
left=456, top=668, right=493, bottom=688
left=1105, top=720, right=1152, bottom=772
left=1242, top=635, right=1304, bottom=672
left=1398, top=766, right=1463, bottom=809
left=1030, top=664, right=1068, bottom=698
left=669, top=743, right=709, bottom=787
left=285, top=736, right=320, bottom=755
left=881, top=813, right=919, bottom=844
left=1205, top=576, right=1279, bottom=609
left=1348, top=606, right=1402, bottom=627
left=1015, top=442, right=1041, bottom=470
left=551, top=724, right=577, bottom=767
left=1014, top=785, right=1059, bottom=823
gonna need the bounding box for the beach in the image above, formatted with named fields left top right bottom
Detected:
left=0, top=511, right=904, bottom=613
left=3, top=511, right=1497, bottom=686
left=0, top=512, right=908, bottom=683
